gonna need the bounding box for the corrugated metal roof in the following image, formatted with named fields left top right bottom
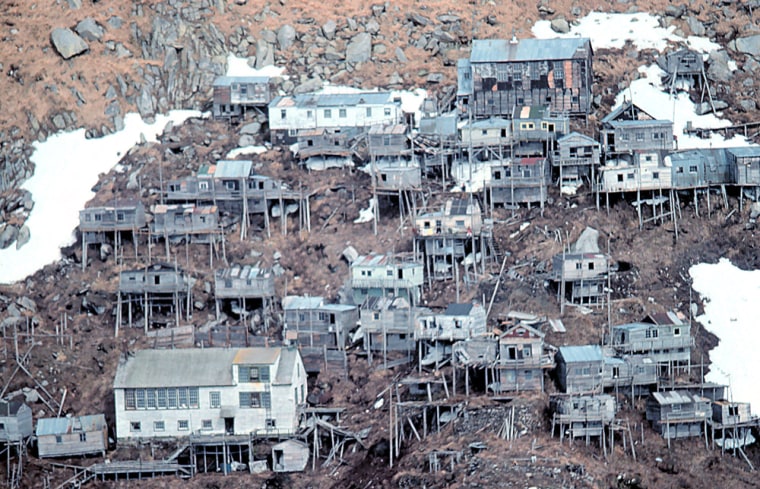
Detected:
left=36, top=415, right=106, bottom=436
left=215, top=160, right=253, bottom=179
left=282, top=296, right=325, bottom=310
left=0, top=400, right=25, bottom=417
left=275, top=348, right=298, bottom=384
left=214, top=76, right=270, bottom=86
left=612, top=322, right=652, bottom=332
left=601, top=101, right=656, bottom=123
left=444, top=303, right=474, bottom=316
left=269, top=92, right=395, bottom=109
left=114, top=348, right=239, bottom=388
left=461, top=117, right=511, bottom=130
left=84, top=198, right=142, bottom=210
left=559, top=345, right=603, bottom=363
left=558, top=132, right=597, bottom=145
left=216, top=263, right=272, bottom=280
left=651, top=390, right=704, bottom=405
left=607, top=119, right=672, bottom=128
left=353, top=253, right=390, bottom=267
left=233, top=348, right=281, bottom=366
left=457, top=58, right=472, bottom=96
left=471, top=38, right=591, bottom=63
left=369, top=124, right=407, bottom=135
left=726, top=147, right=760, bottom=158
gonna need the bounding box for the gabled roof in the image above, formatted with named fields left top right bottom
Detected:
left=501, top=322, right=545, bottom=340
left=444, top=303, right=474, bottom=316
left=0, top=400, right=26, bottom=417
left=651, top=390, right=705, bottom=406
left=213, top=76, right=270, bottom=86
left=36, top=415, right=106, bottom=436
left=282, top=296, right=325, bottom=310
left=274, top=348, right=299, bottom=385
left=602, top=101, right=658, bottom=124
left=470, top=38, right=591, bottom=63
left=558, top=345, right=603, bottom=363
left=270, top=92, right=397, bottom=109
left=558, top=131, right=598, bottom=145
left=214, top=160, right=254, bottom=179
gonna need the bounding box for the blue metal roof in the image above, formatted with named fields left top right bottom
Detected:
left=215, top=160, right=253, bottom=179
left=457, top=58, right=471, bottom=96
left=444, top=303, right=474, bottom=316
left=470, top=38, right=591, bottom=63
left=36, top=415, right=106, bottom=436
left=612, top=322, right=652, bottom=331
left=557, top=131, right=597, bottom=145
left=607, top=119, right=672, bottom=128
left=214, top=76, right=270, bottom=86
left=559, top=345, right=603, bottom=363
left=726, top=147, right=760, bottom=158
left=270, top=92, right=396, bottom=109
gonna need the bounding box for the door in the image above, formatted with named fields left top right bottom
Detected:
left=224, top=417, right=234, bottom=435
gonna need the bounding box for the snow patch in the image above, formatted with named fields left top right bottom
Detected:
left=226, top=145, right=268, bottom=158
left=354, top=199, right=375, bottom=224
left=0, top=110, right=201, bottom=284
left=226, top=54, right=287, bottom=78
left=690, top=259, right=760, bottom=414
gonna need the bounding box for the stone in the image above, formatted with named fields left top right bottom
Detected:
left=686, top=16, right=706, bottom=37
left=664, top=4, right=685, bottom=17
left=426, top=72, right=444, bottom=83
left=438, top=14, right=461, bottom=23
left=484, top=15, right=498, bottom=26
left=294, top=77, right=324, bottom=94
left=238, top=134, right=256, bottom=146
left=346, top=32, right=372, bottom=63
left=550, top=18, right=571, bottom=34
left=16, top=296, right=36, bottom=312
left=15, top=225, right=30, bottom=249
left=75, top=18, right=104, bottom=42
left=23, top=388, right=39, bottom=404
left=277, top=24, right=297, bottom=50
left=739, top=99, right=757, bottom=111
left=322, top=20, right=337, bottom=40
left=52, top=114, right=66, bottom=129
left=104, top=100, right=121, bottom=117
left=407, top=12, right=431, bottom=26
left=750, top=202, right=760, bottom=219
left=260, top=30, right=277, bottom=44
left=366, top=18, right=381, bottom=35
left=66, top=0, right=82, bottom=8
left=371, top=4, right=385, bottom=16
left=735, top=35, right=760, bottom=58
left=0, top=224, right=18, bottom=249
left=254, top=39, right=274, bottom=68
left=136, top=87, right=155, bottom=119
left=395, top=47, right=408, bottom=63
left=50, top=28, right=89, bottom=59
left=707, top=50, right=732, bottom=83
left=373, top=44, right=386, bottom=55
left=99, top=243, right=113, bottom=261
left=240, top=122, right=262, bottom=135
left=695, top=100, right=729, bottom=115
left=107, top=16, right=124, bottom=29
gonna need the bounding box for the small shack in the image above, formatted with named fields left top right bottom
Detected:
left=646, top=391, right=710, bottom=440
left=36, top=414, right=108, bottom=458
left=551, top=394, right=616, bottom=443
left=0, top=400, right=33, bottom=442
left=212, top=76, right=272, bottom=121
left=556, top=345, right=604, bottom=394
left=494, top=323, right=550, bottom=393
left=272, top=439, right=309, bottom=472
left=551, top=252, right=609, bottom=306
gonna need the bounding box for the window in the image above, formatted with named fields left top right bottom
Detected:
left=116, top=212, right=125, bottom=221
left=147, top=389, right=157, bottom=409
left=366, top=107, right=372, bottom=117
left=575, top=262, right=582, bottom=270
left=677, top=166, right=684, bottom=174
left=130, top=422, right=141, bottom=432
left=266, top=419, right=276, bottom=429
left=524, top=370, right=533, bottom=379
left=306, top=110, right=312, bottom=118
left=324, top=109, right=332, bottom=118
left=373, top=312, right=380, bottom=320
left=617, top=174, right=624, bottom=182
left=178, top=420, right=189, bottom=431
left=84, top=214, right=91, bottom=222
left=189, top=389, right=199, bottom=408
left=136, top=389, right=146, bottom=409
left=168, top=389, right=177, bottom=409
left=56, top=435, right=63, bottom=444
left=645, top=155, right=653, bottom=162
left=523, top=346, right=531, bottom=357
left=0, top=422, right=4, bottom=431
left=520, top=122, right=535, bottom=130
left=201, top=420, right=213, bottom=430
left=178, top=388, right=188, bottom=407
left=94, top=214, right=102, bottom=221
left=210, top=391, right=221, bottom=408
left=635, top=132, right=644, bottom=142
left=729, top=406, right=739, bottom=416
left=672, top=404, right=682, bottom=412
left=239, top=366, right=260, bottom=382
left=652, top=172, right=659, bottom=180
left=154, top=421, right=165, bottom=432
left=456, top=220, right=465, bottom=227
left=582, top=367, right=591, bottom=376
left=673, top=328, right=681, bottom=336
left=125, top=390, right=136, bottom=410
left=239, top=392, right=271, bottom=409
left=627, top=173, right=635, bottom=180
left=280, top=109, right=287, bottom=119
left=588, top=262, right=594, bottom=270
left=384, top=108, right=391, bottom=117
left=620, top=133, right=630, bottom=141
left=689, top=165, right=698, bottom=173
left=386, top=270, right=393, bottom=277
left=494, top=171, right=501, bottom=180
left=339, top=108, right=347, bottom=118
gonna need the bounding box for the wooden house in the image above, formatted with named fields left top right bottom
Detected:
left=415, top=302, right=487, bottom=342
left=296, top=127, right=362, bottom=160
left=602, top=355, right=657, bottom=393
left=556, top=345, right=604, bottom=394
left=667, top=148, right=732, bottom=189
left=727, top=147, right=760, bottom=189
left=551, top=252, right=609, bottom=306
left=464, top=37, right=593, bottom=118
left=0, top=400, right=33, bottom=443
left=272, top=439, right=309, bottom=472
left=349, top=253, right=424, bottom=306
left=113, top=347, right=307, bottom=440
left=600, top=151, right=672, bottom=193
left=490, top=157, right=550, bottom=206
left=150, top=204, right=219, bottom=244
left=459, top=118, right=511, bottom=148
left=552, top=132, right=600, bottom=185
left=373, top=160, right=422, bottom=191
left=79, top=200, right=146, bottom=236
left=117, top=263, right=191, bottom=329
left=268, top=91, right=403, bottom=145
left=282, top=295, right=358, bottom=348
left=600, top=102, right=674, bottom=157
left=212, top=76, right=273, bottom=121
left=36, top=414, right=108, bottom=458
left=610, top=320, right=692, bottom=367
left=360, top=296, right=426, bottom=356
left=413, top=199, right=486, bottom=281
left=711, top=400, right=756, bottom=451
left=646, top=391, right=710, bottom=439
left=511, top=105, right=569, bottom=152
left=369, top=124, right=410, bottom=159
left=551, top=394, right=616, bottom=442
left=214, top=263, right=276, bottom=321
left=712, top=400, right=753, bottom=426
left=656, top=49, right=705, bottom=88
left=494, top=323, right=551, bottom=393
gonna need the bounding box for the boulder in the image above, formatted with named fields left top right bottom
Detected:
left=75, top=18, right=104, bottom=42
left=346, top=32, right=372, bottom=63
left=240, top=122, right=262, bottom=135
left=550, top=18, right=571, bottom=34
left=294, top=77, right=324, bottom=94
left=407, top=12, right=431, bottom=26
left=395, top=47, right=408, bottom=63
left=0, top=224, right=18, bottom=249
left=735, top=35, right=760, bottom=58
left=707, top=50, right=732, bottom=83
left=686, top=16, right=705, bottom=37
left=50, top=28, right=89, bottom=59
left=322, top=20, right=337, bottom=40
left=254, top=39, right=274, bottom=68
left=15, top=225, right=30, bottom=249
left=277, top=24, right=297, bottom=50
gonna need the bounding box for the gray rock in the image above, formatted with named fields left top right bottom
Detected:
left=16, top=296, right=36, bottom=313
left=346, top=17, right=357, bottom=31
left=438, top=14, right=461, bottom=23
left=136, top=87, right=155, bottom=119
left=322, top=20, right=337, bottom=40
left=735, top=35, right=760, bottom=57
left=408, top=12, right=431, bottom=26
left=107, top=16, right=124, bottom=29
left=750, top=202, right=760, bottom=219
left=240, top=122, right=262, bottom=135
left=15, top=226, right=29, bottom=249
left=104, top=101, right=121, bottom=117
left=739, top=99, right=757, bottom=111
left=52, top=114, right=66, bottom=129
left=373, top=44, right=386, bottom=55
left=100, top=243, right=113, bottom=261
left=50, top=28, right=89, bottom=59
left=664, top=4, right=685, bottom=17
left=686, top=16, right=706, bottom=37
left=371, top=4, right=385, bottom=16
left=238, top=134, right=256, bottom=147
left=260, top=29, right=277, bottom=44
left=366, top=18, right=380, bottom=35
left=255, top=39, right=274, bottom=69
left=0, top=224, right=18, bottom=249
left=66, top=0, right=82, bottom=8
left=277, top=24, right=297, bottom=50
left=113, top=115, right=125, bottom=132
left=707, top=50, right=732, bottom=83
left=426, top=72, right=444, bottom=83
left=395, top=47, right=408, bottom=63
left=294, top=77, right=324, bottom=94
left=346, top=32, right=372, bottom=63
left=551, top=18, right=571, bottom=34
left=75, top=18, right=104, bottom=42
left=126, top=168, right=141, bottom=190
left=484, top=15, right=498, bottom=26
left=695, top=100, right=729, bottom=115
left=194, top=300, right=206, bottom=310
left=23, top=388, right=39, bottom=404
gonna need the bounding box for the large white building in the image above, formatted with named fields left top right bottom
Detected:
left=113, top=347, right=307, bottom=441
left=268, top=91, right=403, bottom=144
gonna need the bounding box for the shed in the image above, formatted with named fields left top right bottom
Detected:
left=36, top=414, right=108, bottom=458
left=556, top=345, right=604, bottom=394
left=646, top=391, right=710, bottom=439
left=0, top=400, right=33, bottom=442
left=272, top=439, right=309, bottom=472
